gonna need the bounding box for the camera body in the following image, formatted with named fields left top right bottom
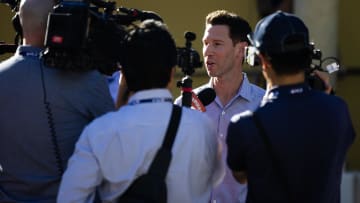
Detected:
left=43, top=1, right=204, bottom=76
left=244, top=45, right=260, bottom=67
left=244, top=42, right=339, bottom=91
left=43, top=0, right=129, bottom=75
left=176, top=32, right=203, bottom=76
left=44, top=1, right=89, bottom=51
left=2, top=0, right=204, bottom=76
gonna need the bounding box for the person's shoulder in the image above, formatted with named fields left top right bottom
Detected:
left=81, top=109, right=120, bottom=138
left=0, top=54, right=24, bottom=72
left=231, top=110, right=253, bottom=124
left=74, top=69, right=106, bottom=81
left=174, top=82, right=211, bottom=105
left=180, top=107, right=214, bottom=128
left=181, top=106, right=210, bottom=120
left=192, top=83, right=212, bottom=94
left=249, top=82, right=265, bottom=92
left=242, top=76, right=265, bottom=102
left=311, top=89, right=348, bottom=108
left=248, top=82, right=265, bottom=97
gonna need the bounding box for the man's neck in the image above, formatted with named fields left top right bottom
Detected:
left=22, top=35, right=45, bottom=48
left=267, top=72, right=305, bottom=90
left=212, top=71, right=244, bottom=106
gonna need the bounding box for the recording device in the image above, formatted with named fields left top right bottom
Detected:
left=176, top=32, right=203, bottom=108
left=244, top=42, right=340, bottom=91
left=176, top=31, right=203, bottom=76
left=118, top=7, right=163, bottom=23
left=306, top=43, right=339, bottom=91
left=191, top=88, right=216, bottom=112
left=42, top=0, right=168, bottom=76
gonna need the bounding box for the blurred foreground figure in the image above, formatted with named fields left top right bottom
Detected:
left=0, top=0, right=114, bottom=202
left=227, top=11, right=356, bottom=203
left=58, top=19, right=224, bottom=203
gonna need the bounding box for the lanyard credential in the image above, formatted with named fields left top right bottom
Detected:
left=128, top=97, right=173, bottom=105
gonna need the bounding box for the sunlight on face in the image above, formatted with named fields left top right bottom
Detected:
left=202, top=24, right=237, bottom=78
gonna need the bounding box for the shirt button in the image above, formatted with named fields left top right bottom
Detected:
left=221, top=111, right=226, bottom=116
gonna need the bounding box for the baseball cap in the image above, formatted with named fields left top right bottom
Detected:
left=248, top=11, right=310, bottom=55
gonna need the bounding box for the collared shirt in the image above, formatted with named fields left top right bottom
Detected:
left=58, top=89, right=224, bottom=203
left=176, top=73, right=265, bottom=203
left=106, top=71, right=121, bottom=102
left=227, top=83, right=356, bottom=203
left=0, top=46, right=115, bottom=203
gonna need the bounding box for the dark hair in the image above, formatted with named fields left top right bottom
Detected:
left=265, top=48, right=312, bottom=75
left=121, top=20, right=177, bottom=92
left=205, top=10, right=252, bottom=45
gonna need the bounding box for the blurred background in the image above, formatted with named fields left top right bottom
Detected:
left=1, top=0, right=359, bottom=201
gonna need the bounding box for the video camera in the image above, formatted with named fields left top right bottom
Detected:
left=244, top=42, right=340, bottom=91
left=42, top=0, right=168, bottom=76
left=44, top=1, right=203, bottom=76
left=176, top=31, right=203, bottom=76
left=1, top=0, right=204, bottom=77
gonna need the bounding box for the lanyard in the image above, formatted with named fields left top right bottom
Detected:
left=128, top=97, right=173, bottom=105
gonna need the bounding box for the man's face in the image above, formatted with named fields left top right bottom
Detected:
left=202, top=24, right=239, bottom=78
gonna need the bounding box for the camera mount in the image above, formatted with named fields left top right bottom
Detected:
left=176, top=31, right=203, bottom=107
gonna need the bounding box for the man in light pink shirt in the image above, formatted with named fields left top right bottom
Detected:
left=177, top=10, right=265, bottom=203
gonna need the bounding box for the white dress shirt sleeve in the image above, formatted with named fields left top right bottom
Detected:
left=57, top=126, right=103, bottom=203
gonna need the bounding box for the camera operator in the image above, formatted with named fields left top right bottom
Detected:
left=0, top=0, right=114, bottom=202
left=57, top=19, right=224, bottom=203
left=226, top=11, right=355, bottom=203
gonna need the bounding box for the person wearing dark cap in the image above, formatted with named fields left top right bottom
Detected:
left=226, top=11, right=356, bottom=203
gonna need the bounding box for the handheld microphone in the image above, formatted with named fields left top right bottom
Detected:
left=191, top=88, right=216, bottom=112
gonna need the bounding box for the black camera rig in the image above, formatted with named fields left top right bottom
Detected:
left=176, top=31, right=203, bottom=107
left=244, top=42, right=340, bottom=91
left=42, top=0, right=168, bottom=75
left=1, top=0, right=203, bottom=78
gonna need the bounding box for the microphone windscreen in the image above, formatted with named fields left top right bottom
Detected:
left=197, top=88, right=216, bottom=106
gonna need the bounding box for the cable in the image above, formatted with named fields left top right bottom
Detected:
left=39, top=60, right=64, bottom=176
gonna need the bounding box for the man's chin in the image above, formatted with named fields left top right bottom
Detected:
left=206, top=68, right=215, bottom=77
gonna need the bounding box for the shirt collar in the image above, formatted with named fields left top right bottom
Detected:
left=264, top=83, right=310, bottom=101
left=208, top=73, right=255, bottom=102
left=16, top=45, right=43, bottom=58
left=128, top=89, right=173, bottom=105
left=236, top=73, right=255, bottom=102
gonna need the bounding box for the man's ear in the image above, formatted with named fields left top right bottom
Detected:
left=258, top=53, right=271, bottom=71
left=236, top=41, right=248, bottom=58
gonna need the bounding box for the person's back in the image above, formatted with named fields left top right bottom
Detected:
left=59, top=99, right=222, bottom=202
left=57, top=19, right=224, bottom=203
left=228, top=86, right=354, bottom=202
left=0, top=1, right=114, bottom=202
left=226, top=11, right=355, bottom=203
